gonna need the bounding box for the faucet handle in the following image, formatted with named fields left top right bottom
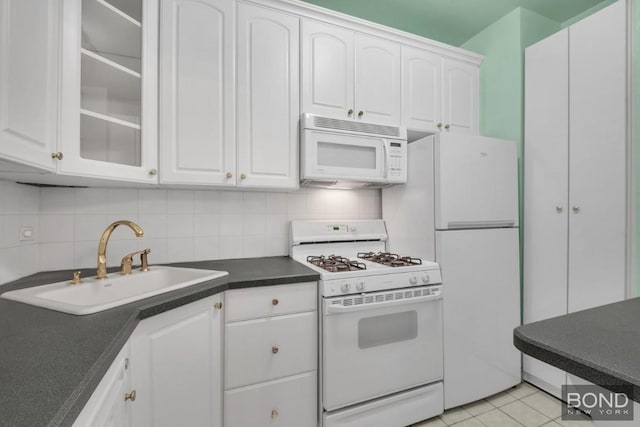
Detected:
left=120, top=249, right=151, bottom=275
left=70, top=271, right=83, bottom=285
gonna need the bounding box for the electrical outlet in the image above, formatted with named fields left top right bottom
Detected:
left=19, top=226, right=34, bottom=242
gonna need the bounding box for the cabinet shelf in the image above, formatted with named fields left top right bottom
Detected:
left=80, top=109, right=141, bottom=130
left=82, top=0, right=142, bottom=72
left=80, top=113, right=141, bottom=167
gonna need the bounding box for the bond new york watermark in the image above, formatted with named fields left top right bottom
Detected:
left=562, top=385, right=634, bottom=421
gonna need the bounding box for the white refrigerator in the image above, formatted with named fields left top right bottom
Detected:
left=383, top=133, right=521, bottom=409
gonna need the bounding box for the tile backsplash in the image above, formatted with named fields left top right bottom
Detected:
left=23, top=186, right=380, bottom=277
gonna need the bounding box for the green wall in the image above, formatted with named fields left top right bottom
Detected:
left=636, top=0, right=639, bottom=296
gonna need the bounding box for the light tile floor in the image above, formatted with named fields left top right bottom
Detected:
left=412, top=382, right=594, bottom=427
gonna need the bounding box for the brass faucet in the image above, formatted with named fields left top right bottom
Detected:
left=97, top=220, right=144, bottom=279
left=120, top=249, right=150, bottom=275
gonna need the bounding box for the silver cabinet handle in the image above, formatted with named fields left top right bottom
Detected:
left=572, top=205, right=580, bottom=213
left=556, top=206, right=563, bottom=213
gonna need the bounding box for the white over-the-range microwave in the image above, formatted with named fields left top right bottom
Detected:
left=300, top=113, right=408, bottom=189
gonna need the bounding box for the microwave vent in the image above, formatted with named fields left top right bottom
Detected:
left=312, top=116, right=401, bottom=137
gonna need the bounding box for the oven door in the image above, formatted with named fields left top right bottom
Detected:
left=322, top=287, right=444, bottom=411
left=302, top=130, right=387, bottom=182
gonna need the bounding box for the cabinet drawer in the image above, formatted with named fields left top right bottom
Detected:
left=225, top=282, right=317, bottom=322
left=225, top=311, right=317, bottom=389
left=225, top=372, right=317, bottom=427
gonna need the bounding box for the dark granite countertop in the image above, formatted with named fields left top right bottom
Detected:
left=514, top=297, right=640, bottom=402
left=0, top=257, right=319, bottom=427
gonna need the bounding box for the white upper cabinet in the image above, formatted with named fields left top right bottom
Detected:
left=0, top=0, right=59, bottom=171
left=302, top=20, right=401, bottom=126
left=401, top=46, right=441, bottom=133
left=58, top=0, right=159, bottom=183
left=236, top=3, right=299, bottom=189
left=441, top=59, right=478, bottom=135
left=301, top=20, right=353, bottom=120
left=354, top=35, right=401, bottom=126
left=159, top=0, right=235, bottom=186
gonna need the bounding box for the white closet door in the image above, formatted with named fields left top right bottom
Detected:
left=522, top=28, right=570, bottom=398
left=567, top=0, right=627, bottom=313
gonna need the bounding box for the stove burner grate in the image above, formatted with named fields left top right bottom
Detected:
left=357, top=252, right=423, bottom=267
left=307, top=255, right=367, bottom=272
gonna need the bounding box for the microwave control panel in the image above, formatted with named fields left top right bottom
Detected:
left=387, top=141, right=407, bottom=183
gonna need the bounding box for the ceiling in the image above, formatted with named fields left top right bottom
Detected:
left=300, top=0, right=611, bottom=46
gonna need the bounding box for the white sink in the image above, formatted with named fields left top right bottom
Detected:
left=1, top=266, right=228, bottom=315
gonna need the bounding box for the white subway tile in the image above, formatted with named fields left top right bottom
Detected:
left=166, top=237, right=194, bottom=262
left=138, top=189, right=167, bottom=213
left=20, top=215, right=39, bottom=244
left=0, top=215, right=20, bottom=248
left=194, top=214, right=219, bottom=237
left=107, top=189, right=139, bottom=214
left=219, top=214, right=243, bottom=236
left=219, top=191, right=243, bottom=214
left=219, top=235, right=243, bottom=259
left=307, top=189, right=327, bottom=215
left=0, top=247, right=22, bottom=284
left=20, top=244, right=39, bottom=277
left=266, top=193, right=287, bottom=214
left=74, top=214, right=108, bottom=241
left=243, top=213, right=266, bottom=236
left=266, top=235, right=288, bottom=256
left=40, top=214, right=74, bottom=243
left=19, top=184, right=40, bottom=214
left=286, top=193, right=307, bottom=215
left=137, top=214, right=167, bottom=239
left=243, top=192, right=266, bottom=213
left=167, top=190, right=194, bottom=214
left=74, top=240, right=98, bottom=269
left=75, top=188, right=107, bottom=214
left=243, top=235, right=266, bottom=258
left=40, top=242, right=74, bottom=271
left=40, top=188, right=75, bottom=214
left=0, top=183, right=22, bottom=214
left=167, top=214, right=194, bottom=238
left=266, top=214, right=287, bottom=237
left=194, top=236, right=220, bottom=260
left=194, top=191, right=219, bottom=214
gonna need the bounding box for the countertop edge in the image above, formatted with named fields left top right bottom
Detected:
left=513, top=327, right=640, bottom=403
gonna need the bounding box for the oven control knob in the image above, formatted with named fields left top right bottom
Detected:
left=422, top=274, right=430, bottom=284
left=341, top=283, right=351, bottom=293
left=356, top=281, right=365, bottom=291
left=409, top=275, right=418, bottom=285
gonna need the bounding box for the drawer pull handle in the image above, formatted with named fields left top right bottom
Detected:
left=272, top=298, right=279, bottom=306
left=271, top=409, right=279, bottom=419
left=272, top=346, right=279, bottom=354
left=125, top=390, right=136, bottom=402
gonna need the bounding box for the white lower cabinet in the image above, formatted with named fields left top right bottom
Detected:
left=224, top=282, right=318, bottom=427
left=129, top=294, right=223, bottom=427
left=73, top=344, right=132, bottom=427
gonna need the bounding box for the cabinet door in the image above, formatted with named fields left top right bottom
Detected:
left=0, top=0, right=58, bottom=171
left=354, top=34, right=401, bottom=126
left=401, top=46, right=441, bottom=132
left=159, top=0, right=235, bottom=186
left=58, top=0, right=159, bottom=183
left=237, top=4, right=298, bottom=189
left=441, top=59, right=478, bottom=135
left=73, top=345, right=131, bottom=427
left=567, top=0, right=627, bottom=313
left=130, top=294, right=223, bottom=427
left=522, top=29, right=569, bottom=398
left=301, top=19, right=354, bottom=120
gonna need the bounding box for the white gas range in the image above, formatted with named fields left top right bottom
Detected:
left=290, top=220, right=445, bottom=427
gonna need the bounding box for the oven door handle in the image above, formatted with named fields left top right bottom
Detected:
left=324, top=293, right=442, bottom=315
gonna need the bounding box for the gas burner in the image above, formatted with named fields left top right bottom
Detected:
left=307, top=255, right=367, bottom=272
left=357, top=252, right=423, bottom=267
